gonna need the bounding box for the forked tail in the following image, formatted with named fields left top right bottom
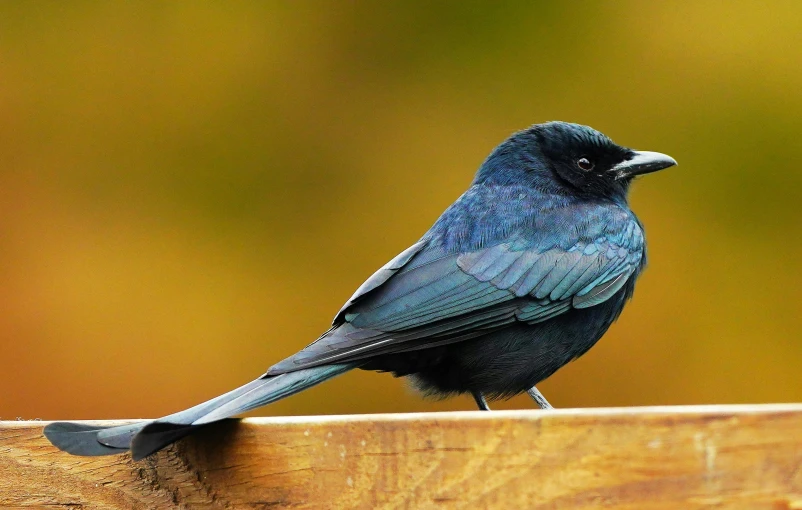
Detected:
left=44, top=363, right=356, bottom=460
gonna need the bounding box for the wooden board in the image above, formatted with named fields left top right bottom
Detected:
left=2, top=405, right=802, bottom=509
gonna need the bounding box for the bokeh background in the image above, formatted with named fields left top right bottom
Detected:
left=1, top=2, right=801, bottom=421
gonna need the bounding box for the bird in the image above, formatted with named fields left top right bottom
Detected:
left=44, top=121, right=676, bottom=460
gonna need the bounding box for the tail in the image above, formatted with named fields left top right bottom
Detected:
left=44, top=363, right=357, bottom=460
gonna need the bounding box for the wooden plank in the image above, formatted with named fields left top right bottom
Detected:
left=2, top=405, right=802, bottom=509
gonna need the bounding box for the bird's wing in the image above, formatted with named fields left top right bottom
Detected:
left=268, top=225, right=643, bottom=373
left=332, top=238, right=430, bottom=323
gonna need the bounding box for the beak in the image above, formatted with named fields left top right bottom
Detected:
left=611, top=150, right=677, bottom=180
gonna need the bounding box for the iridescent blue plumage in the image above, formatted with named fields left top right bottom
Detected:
left=267, top=124, right=648, bottom=378
left=44, top=121, right=676, bottom=459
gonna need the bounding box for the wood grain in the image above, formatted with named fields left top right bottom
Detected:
left=2, top=405, right=802, bottom=509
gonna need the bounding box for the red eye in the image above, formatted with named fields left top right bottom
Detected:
left=577, top=158, right=594, bottom=171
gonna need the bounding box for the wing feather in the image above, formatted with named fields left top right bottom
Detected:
left=269, top=215, right=644, bottom=374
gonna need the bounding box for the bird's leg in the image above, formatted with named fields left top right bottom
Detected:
left=527, top=386, right=553, bottom=410
left=472, top=391, right=491, bottom=411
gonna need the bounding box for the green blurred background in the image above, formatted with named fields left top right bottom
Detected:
left=1, top=2, right=801, bottom=421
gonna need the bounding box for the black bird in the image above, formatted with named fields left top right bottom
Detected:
left=44, top=121, right=676, bottom=460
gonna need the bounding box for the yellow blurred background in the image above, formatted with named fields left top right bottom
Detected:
left=1, top=2, right=801, bottom=421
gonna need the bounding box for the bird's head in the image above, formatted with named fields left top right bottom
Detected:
left=474, top=121, right=676, bottom=201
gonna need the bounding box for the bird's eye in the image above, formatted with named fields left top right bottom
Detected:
left=577, top=158, right=594, bottom=171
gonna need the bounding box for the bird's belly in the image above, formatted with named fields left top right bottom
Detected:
left=404, top=292, right=628, bottom=398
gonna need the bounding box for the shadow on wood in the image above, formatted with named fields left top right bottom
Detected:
left=2, top=405, right=802, bottom=509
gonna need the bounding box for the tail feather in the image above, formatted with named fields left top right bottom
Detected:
left=95, top=421, right=149, bottom=448
left=194, top=363, right=353, bottom=424
left=130, top=363, right=357, bottom=459
left=43, top=422, right=138, bottom=456
left=44, top=363, right=357, bottom=460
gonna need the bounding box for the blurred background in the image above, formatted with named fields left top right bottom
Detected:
left=1, top=2, right=801, bottom=420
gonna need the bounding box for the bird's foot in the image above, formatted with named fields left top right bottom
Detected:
left=472, top=391, right=491, bottom=411
left=527, top=386, right=553, bottom=410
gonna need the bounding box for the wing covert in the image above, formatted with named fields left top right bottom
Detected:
left=269, top=217, right=644, bottom=374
